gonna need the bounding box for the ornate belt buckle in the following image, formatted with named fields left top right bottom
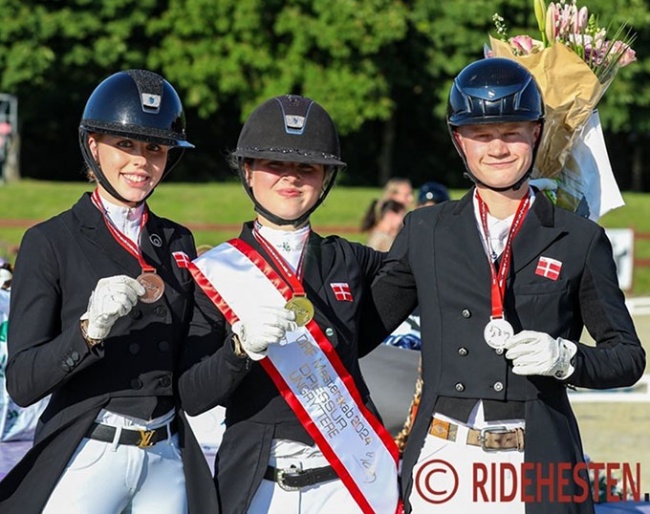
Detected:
left=138, top=429, right=156, bottom=448
left=479, top=425, right=510, bottom=452
left=276, top=467, right=303, bottom=492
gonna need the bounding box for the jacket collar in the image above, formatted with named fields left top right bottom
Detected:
left=73, top=192, right=165, bottom=275
left=451, top=187, right=565, bottom=275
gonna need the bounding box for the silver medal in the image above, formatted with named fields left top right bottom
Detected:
left=484, top=318, right=514, bottom=350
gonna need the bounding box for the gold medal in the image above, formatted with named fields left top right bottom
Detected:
left=137, top=272, right=165, bottom=304
left=285, top=295, right=314, bottom=327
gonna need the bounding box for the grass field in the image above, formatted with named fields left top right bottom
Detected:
left=1, top=179, right=650, bottom=293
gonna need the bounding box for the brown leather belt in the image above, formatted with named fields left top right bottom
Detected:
left=429, top=417, right=524, bottom=452
left=85, top=419, right=177, bottom=449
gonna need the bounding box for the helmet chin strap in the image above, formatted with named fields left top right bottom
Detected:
left=79, top=131, right=181, bottom=207
left=239, top=161, right=339, bottom=228
left=79, top=133, right=141, bottom=206
left=463, top=167, right=533, bottom=192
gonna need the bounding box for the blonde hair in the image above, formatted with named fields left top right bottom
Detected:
left=381, top=178, right=412, bottom=202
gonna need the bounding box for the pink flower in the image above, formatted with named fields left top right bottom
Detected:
left=611, top=42, right=636, bottom=67
left=574, top=6, right=588, bottom=33
left=510, top=35, right=537, bottom=54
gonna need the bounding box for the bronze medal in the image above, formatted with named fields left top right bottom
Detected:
left=285, top=295, right=314, bottom=327
left=137, top=272, right=165, bottom=304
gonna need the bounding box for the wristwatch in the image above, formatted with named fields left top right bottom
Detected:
left=232, top=334, right=247, bottom=358
left=79, top=319, right=104, bottom=348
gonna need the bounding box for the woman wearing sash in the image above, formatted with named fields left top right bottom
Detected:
left=0, top=70, right=217, bottom=513
left=178, top=95, right=400, bottom=514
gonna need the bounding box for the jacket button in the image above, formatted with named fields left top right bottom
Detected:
left=130, top=309, right=142, bottom=320
left=458, top=347, right=468, bottom=356
left=455, top=382, right=465, bottom=392
left=129, top=343, right=140, bottom=355
left=461, top=309, right=471, bottom=318
left=158, top=340, right=171, bottom=353
left=130, top=379, right=143, bottom=390
left=65, top=357, right=75, bottom=368
left=493, top=381, right=504, bottom=392
left=495, top=348, right=504, bottom=355
left=160, top=376, right=172, bottom=387
left=154, top=306, right=167, bottom=317
left=71, top=351, right=81, bottom=362
left=325, top=328, right=335, bottom=337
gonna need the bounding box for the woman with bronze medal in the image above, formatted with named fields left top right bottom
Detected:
left=177, top=95, right=401, bottom=514
left=0, top=70, right=218, bottom=513
left=365, top=58, right=645, bottom=514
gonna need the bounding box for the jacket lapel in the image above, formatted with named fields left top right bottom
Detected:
left=303, top=231, right=328, bottom=299
left=510, top=192, right=565, bottom=274
left=140, top=211, right=166, bottom=272
left=74, top=193, right=141, bottom=276
left=446, top=190, right=494, bottom=280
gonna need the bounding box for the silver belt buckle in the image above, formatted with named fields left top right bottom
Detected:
left=479, top=425, right=512, bottom=452
left=276, top=467, right=303, bottom=492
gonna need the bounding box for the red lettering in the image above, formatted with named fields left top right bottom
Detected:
left=556, top=462, right=571, bottom=502
left=622, top=463, right=641, bottom=502
left=536, top=463, right=555, bottom=502
left=572, top=462, right=590, bottom=503
left=473, top=463, right=489, bottom=501
left=605, top=463, right=620, bottom=502
left=588, top=462, right=605, bottom=503
left=520, top=462, right=535, bottom=503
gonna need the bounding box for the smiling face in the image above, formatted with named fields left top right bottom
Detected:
left=244, top=159, right=326, bottom=230
left=88, top=133, right=169, bottom=207
left=454, top=121, right=541, bottom=191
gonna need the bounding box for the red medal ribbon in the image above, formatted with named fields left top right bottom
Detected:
left=477, top=191, right=531, bottom=320
left=91, top=189, right=155, bottom=273
left=252, top=222, right=309, bottom=295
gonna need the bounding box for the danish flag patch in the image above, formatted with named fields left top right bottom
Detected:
left=330, top=282, right=354, bottom=302
left=535, top=256, right=562, bottom=281
left=173, top=251, right=192, bottom=269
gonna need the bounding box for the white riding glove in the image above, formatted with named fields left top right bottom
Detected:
left=81, top=276, right=145, bottom=340
left=503, top=330, right=577, bottom=380
left=231, top=306, right=298, bottom=361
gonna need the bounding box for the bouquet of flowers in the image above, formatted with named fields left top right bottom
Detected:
left=488, top=0, right=636, bottom=219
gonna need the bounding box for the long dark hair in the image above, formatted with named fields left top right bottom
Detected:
left=360, top=199, right=405, bottom=232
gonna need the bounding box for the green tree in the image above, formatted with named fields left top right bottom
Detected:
left=0, top=0, right=649, bottom=190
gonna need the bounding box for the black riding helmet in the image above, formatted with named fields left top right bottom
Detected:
left=79, top=69, right=194, bottom=205
left=447, top=58, right=545, bottom=192
left=233, top=95, right=346, bottom=227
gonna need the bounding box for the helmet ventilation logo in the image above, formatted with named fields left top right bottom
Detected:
left=141, top=93, right=161, bottom=112
left=285, top=114, right=305, bottom=133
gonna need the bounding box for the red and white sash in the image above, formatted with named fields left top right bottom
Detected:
left=174, top=239, right=400, bottom=514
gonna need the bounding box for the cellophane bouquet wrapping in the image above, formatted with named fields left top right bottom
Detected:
left=488, top=0, right=636, bottom=220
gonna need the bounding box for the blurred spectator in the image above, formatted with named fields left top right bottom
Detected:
left=366, top=200, right=407, bottom=252
left=360, top=177, right=414, bottom=234
left=0, top=260, right=49, bottom=443
left=417, top=181, right=450, bottom=207
left=0, top=260, right=12, bottom=291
